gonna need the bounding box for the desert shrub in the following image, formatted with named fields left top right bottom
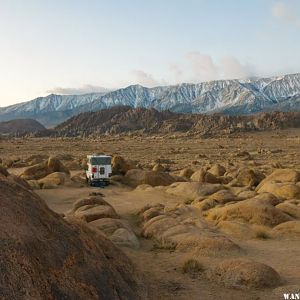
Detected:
left=184, top=198, right=194, bottom=205
left=89, top=191, right=104, bottom=197
left=182, top=258, right=204, bottom=275
left=254, top=226, right=270, bottom=239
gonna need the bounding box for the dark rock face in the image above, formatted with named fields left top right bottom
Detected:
left=0, top=170, right=144, bottom=300
left=48, top=106, right=300, bottom=137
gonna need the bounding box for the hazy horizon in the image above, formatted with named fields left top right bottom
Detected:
left=1, top=0, right=300, bottom=106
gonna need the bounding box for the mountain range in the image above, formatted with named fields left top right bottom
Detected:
left=1, top=73, right=300, bottom=127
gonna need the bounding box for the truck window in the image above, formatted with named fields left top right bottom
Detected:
left=90, top=157, right=111, bottom=165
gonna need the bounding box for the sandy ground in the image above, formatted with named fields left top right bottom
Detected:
left=3, top=129, right=300, bottom=299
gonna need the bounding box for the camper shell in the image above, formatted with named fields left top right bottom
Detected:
left=86, top=155, right=112, bottom=186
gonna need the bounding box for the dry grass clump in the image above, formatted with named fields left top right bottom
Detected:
left=182, top=258, right=204, bottom=275
left=184, top=198, right=194, bottom=205
left=253, top=226, right=270, bottom=239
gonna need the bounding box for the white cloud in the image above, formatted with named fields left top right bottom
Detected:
left=169, top=63, right=183, bottom=80
left=129, top=70, right=162, bottom=87
left=272, top=1, right=300, bottom=27
left=169, top=51, right=254, bottom=83
left=185, top=52, right=219, bottom=81
left=46, top=53, right=255, bottom=95
left=219, top=56, right=252, bottom=79
left=47, top=84, right=110, bottom=95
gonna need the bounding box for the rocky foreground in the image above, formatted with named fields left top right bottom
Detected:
left=1, top=145, right=300, bottom=298
left=0, top=166, right=146, bottom=299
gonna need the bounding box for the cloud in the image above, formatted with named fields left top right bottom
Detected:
left=46, top=53, right=255, bottom=95
left=47, top=84, right=110, bottom=95
left=129, top=70, right=162, bottom=87
left=219, top=56, right=252, bottom=79
left=185, top=52, right=218, bottom=81
left=169, top=51, right=254, bottom=83
left=169, top=63, right=183, bottom=80
left=272, top=1, right=300, bottom=27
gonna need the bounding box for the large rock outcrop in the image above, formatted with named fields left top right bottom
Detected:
left=166, top=182, right=223, bottom=200
left=124, top=169, right=175, bottom=187
left=256, top=169, right=300, bottom=190
left=206, top=195, right=292, bottom=227
left=66, top=195, right=140, bottom=249
left=112, top=155, right=136, bottom=175
left=0, top=169, right=144, bottom=300
left=138, top=203, right=240, bottom=256
left=20, top=156, right=70, bottom=180
left=207, top=258, right=281, bottom=289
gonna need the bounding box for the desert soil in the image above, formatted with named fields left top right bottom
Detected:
left=2, top=129, right=300, bottom=299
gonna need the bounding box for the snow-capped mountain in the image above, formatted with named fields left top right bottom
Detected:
left=1, top=73, right=300, bottom=127
left=0, top=92, right=105, bottom=116
left=0, top=93, right=106, bottom=127
left=81, top=73, right=300, bottom=115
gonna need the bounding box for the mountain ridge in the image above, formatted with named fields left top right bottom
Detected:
left=1, top=73, right=300, bottom=127
left=42, top=106, right=300, bottom=137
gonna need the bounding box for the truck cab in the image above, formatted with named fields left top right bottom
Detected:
left=86, top=155, right=112, bottom=186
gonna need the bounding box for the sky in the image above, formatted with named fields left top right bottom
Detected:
left=0, top=0, right=300, bottom=106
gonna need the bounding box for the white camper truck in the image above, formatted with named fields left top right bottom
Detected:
left=86, top=155, right=112, bottom=186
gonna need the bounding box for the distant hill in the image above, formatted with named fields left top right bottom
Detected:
left=1, top=73, right=300, bottom=127
left=0, top=119, right=46, bottom=136
left=48, top=106, right=300, bottom=137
